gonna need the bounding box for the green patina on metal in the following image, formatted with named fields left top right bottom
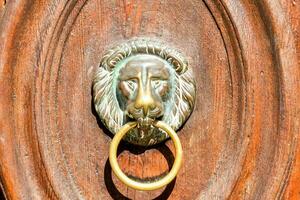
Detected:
left=93, top=38, right=196, bottom=146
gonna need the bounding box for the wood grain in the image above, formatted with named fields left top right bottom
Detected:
left=282, top=0, right=300, bottom=199
left=0, top=0, right=299, bottom=199
left=0, top=0, right=5, bottom=21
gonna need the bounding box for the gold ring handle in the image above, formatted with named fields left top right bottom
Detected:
left=109, top=121, right=183, bottom=191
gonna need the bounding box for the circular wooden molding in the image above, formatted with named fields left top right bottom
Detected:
left=0, top=0, right=299, bottom=199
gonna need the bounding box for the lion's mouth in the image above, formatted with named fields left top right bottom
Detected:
left=136, top=117, right=155, bottom=127
left=127, top=106, right=163, bottom=122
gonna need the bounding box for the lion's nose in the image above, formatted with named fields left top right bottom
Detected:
left=134, top=82, right=156, bottom=116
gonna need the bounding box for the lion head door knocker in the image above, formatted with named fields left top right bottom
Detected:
left=93, top=39, right=196, bottom=190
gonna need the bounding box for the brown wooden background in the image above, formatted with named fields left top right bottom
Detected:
left=0, top=0, right=300, bottom=199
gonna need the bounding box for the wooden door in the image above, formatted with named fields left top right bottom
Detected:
left=0, top=0, right=300, bottom=199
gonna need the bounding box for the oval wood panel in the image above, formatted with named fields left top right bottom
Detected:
left=0, top=0, right=299, bottom=200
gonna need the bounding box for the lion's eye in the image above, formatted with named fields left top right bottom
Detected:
left=151, top=79, right=169, bottom=96
left=152, top=80, right=162, bottom=89
left=124, top=80, right=137, bottom=91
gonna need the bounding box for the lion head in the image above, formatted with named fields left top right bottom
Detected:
left=93, top=39, right=196, bottom=146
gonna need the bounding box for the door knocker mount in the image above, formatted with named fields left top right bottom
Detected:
left=93, top=38, right=196, bottom=190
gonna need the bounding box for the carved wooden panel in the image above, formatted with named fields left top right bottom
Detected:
left=0, top=0, right=299, bottom=199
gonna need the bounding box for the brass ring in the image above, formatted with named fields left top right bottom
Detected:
left=109, top=121, right=183, bottom=191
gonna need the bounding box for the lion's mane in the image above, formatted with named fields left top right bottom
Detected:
left=93, top=39, right=196, bottom=141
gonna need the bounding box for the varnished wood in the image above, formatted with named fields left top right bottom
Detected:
left=282, top=0, right=300, bottom=199
left=0, top=0, right=299, bottom=199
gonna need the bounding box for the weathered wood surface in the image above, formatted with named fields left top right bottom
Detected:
left=282, top=0, right=300, bottom=199
left=0, top=0, right=299, bottom=199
